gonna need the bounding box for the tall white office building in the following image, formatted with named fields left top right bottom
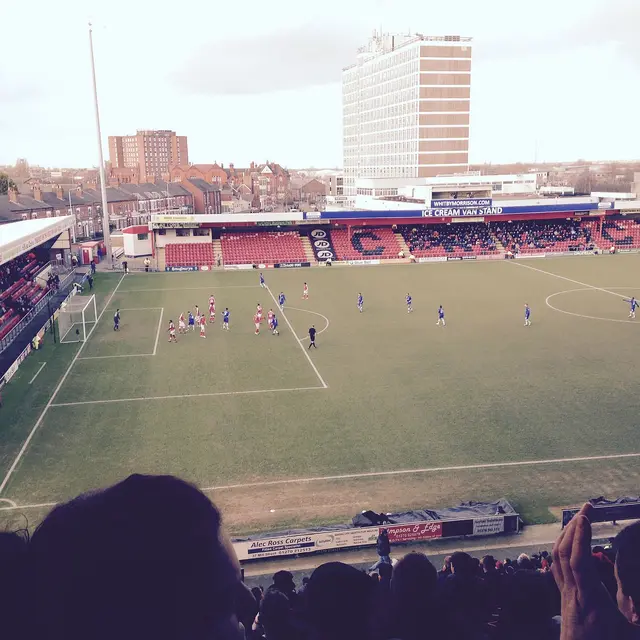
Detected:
left=342, top=33, right=472, bottom=200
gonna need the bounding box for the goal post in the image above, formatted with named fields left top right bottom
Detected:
left=58, top=294, right=98, bottom=343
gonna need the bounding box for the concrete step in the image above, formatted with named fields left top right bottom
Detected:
left=300, top=235, right=317, bottom=263
left=395, top=232, right=410, bottom=255
left=212, top=239, right=223, bottom=268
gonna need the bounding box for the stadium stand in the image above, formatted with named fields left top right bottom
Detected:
left=491, top=220, right=595, bottom=254
left=165, top=243, right=215, bottom=269
left=160, top=220, right=640, bottom=267
left=401, top=223, right=498, bottom=258
left=0, top=253, right=49, bottom=340
left=220, top=231, right=307, bottom=265
left=331, top=228, right=402, bottom=260
left=596, top=218, right=640, bottom=249
left=3, top=475, right=638, bottom=640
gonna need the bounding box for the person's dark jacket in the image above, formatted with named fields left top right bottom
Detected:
left=376, top=531, right=390, bottom=557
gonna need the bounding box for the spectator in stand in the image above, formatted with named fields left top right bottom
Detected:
left=440, top=551, right=493, bottom=638
left=26, top=474, right=245, bottom=640
left=297, top=577, right=309, bottom=597
left=378, top=561, right=393, bottom=594
left=370, top=528, right=391, bottom=572
left=492, top=220, right=593, bottom=253
left=517, top=553, right=535, bottom=572
left=481, top=554, right=502, bottom=612
left=254, top=590, right=299, bottom=640
left=438, top=554, right=453, bottom=584
left=304, top=562, right=377, bottom=640
left=387, top=552, right=442, bottom=640
left=495, top=570, right=560, bottom=640
left=269, top=570, right=298, bottom=609
left=403, top=223, right=496, bottom=256
left=613, top=520, right=640, bottom=625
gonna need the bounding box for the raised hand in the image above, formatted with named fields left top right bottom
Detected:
left=552, top=503, right=638, bottom=640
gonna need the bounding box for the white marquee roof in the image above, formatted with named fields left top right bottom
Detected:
left=0, top=217, right=73, bottom=267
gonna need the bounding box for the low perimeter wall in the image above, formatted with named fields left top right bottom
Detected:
left=233, top=511, right=521, bottom=562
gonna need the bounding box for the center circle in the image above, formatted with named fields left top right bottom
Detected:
left=545, top=287, right=640, bottom=324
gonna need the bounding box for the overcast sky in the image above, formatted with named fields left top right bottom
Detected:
left=0, top=0, right=638, bottom=169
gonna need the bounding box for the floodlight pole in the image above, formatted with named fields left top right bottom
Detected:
left=88, top=23, right=113, bottom=269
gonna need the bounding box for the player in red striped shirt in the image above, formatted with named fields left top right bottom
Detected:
left=199, top=314, right=207, bottom=338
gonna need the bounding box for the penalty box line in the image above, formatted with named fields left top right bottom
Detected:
left=76, top=307, right=165, bottom=361
left=49, top=385, right=326, bottom=408
left=117, top=286, right=259, bottom=293
left=3, top=450, right=640, bottom=512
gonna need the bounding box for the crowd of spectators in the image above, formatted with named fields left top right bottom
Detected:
left=491, top=221, right=594, bottom=254
left=1, top=475, right=638, bottom=640
left=0, top=253, right=53, bottom=324
left=402, top=224, right=497, bottom=255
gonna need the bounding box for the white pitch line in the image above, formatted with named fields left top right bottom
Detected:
left=78, top=353, right=154, bottom=361
left=286, top=307, right=330, bottom=341
left=0, top=501, right=57, bottom=512
left=0, top=275, right=126, bottom=496
left=152, top=307, right=164, bottom=355
left=510, top=260, right=630, bottom=300
left=266, top=286, right=328, bottom=388
left=28, top=362, right=46, bottom=385
left=0, top=498, right=17, bottom=508
left=546, top=287, right=640, bottom=324
left=5, top=450, right=640, bottom=512
left=115, top=307, right=163, bottom=311
left=49, top=385, right=325, bottom=408
left=201, top=451, right=640, bottom=492
left=119, top=286, right=258, bottom=293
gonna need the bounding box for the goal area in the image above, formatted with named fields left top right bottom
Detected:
left=59, top=294, right=98, bottom=343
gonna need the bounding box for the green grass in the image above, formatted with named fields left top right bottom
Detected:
left=2, top=255, right=640, bottom=532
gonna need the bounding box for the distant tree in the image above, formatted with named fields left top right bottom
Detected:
left=0, top=172, right=17, bottom=196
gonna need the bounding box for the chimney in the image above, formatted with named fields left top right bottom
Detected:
left=229, top=162, right=234, bottom=170
left=8, top=186, right=18, bottom=203
left=32, top=184, right=42, bottom=201
left=55, top=184, right=63, bottom=200
left=250, top=161, right=255, bottom=170
left=221, top=163, right=224, bottom=169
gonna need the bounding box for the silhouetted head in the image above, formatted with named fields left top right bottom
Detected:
left=29, top=474, right=242, bottom=640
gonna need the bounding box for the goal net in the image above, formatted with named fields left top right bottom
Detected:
left=58, top=294, right=98, bottom=343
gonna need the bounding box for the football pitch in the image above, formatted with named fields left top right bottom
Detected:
left=2, top=255, right=640, bottom=534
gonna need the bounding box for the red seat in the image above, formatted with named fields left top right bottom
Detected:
left=220, top=232, right=306, bottom=264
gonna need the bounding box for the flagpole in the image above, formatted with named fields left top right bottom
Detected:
left=88, top=22, right=113, bottom=268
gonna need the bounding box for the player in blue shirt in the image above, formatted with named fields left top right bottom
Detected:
left=259, top=272, right=266, bottom=288
left=222, top=308, right=230, bottom=330
left=524, top=303, right=531, bottom=326
left=436, top=305, right=445, bottom=326
left=406, top=294, right=413, bottom=313
left=271, top=314, right=279, bottom=335
left=113, top=309, right=120, bottom=331
left=278, top=292, right=286, bottom=311
left=624, top=296, right=637, bottom=319
left=357, top=293, right=363, bottom=313
left=188, top=311, right=195, bottom=331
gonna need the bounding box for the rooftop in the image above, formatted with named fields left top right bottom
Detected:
left=0, top=217, right=74, bottom=266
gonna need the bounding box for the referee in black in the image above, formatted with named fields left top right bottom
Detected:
left=308, top=325, right=317, bottom=349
